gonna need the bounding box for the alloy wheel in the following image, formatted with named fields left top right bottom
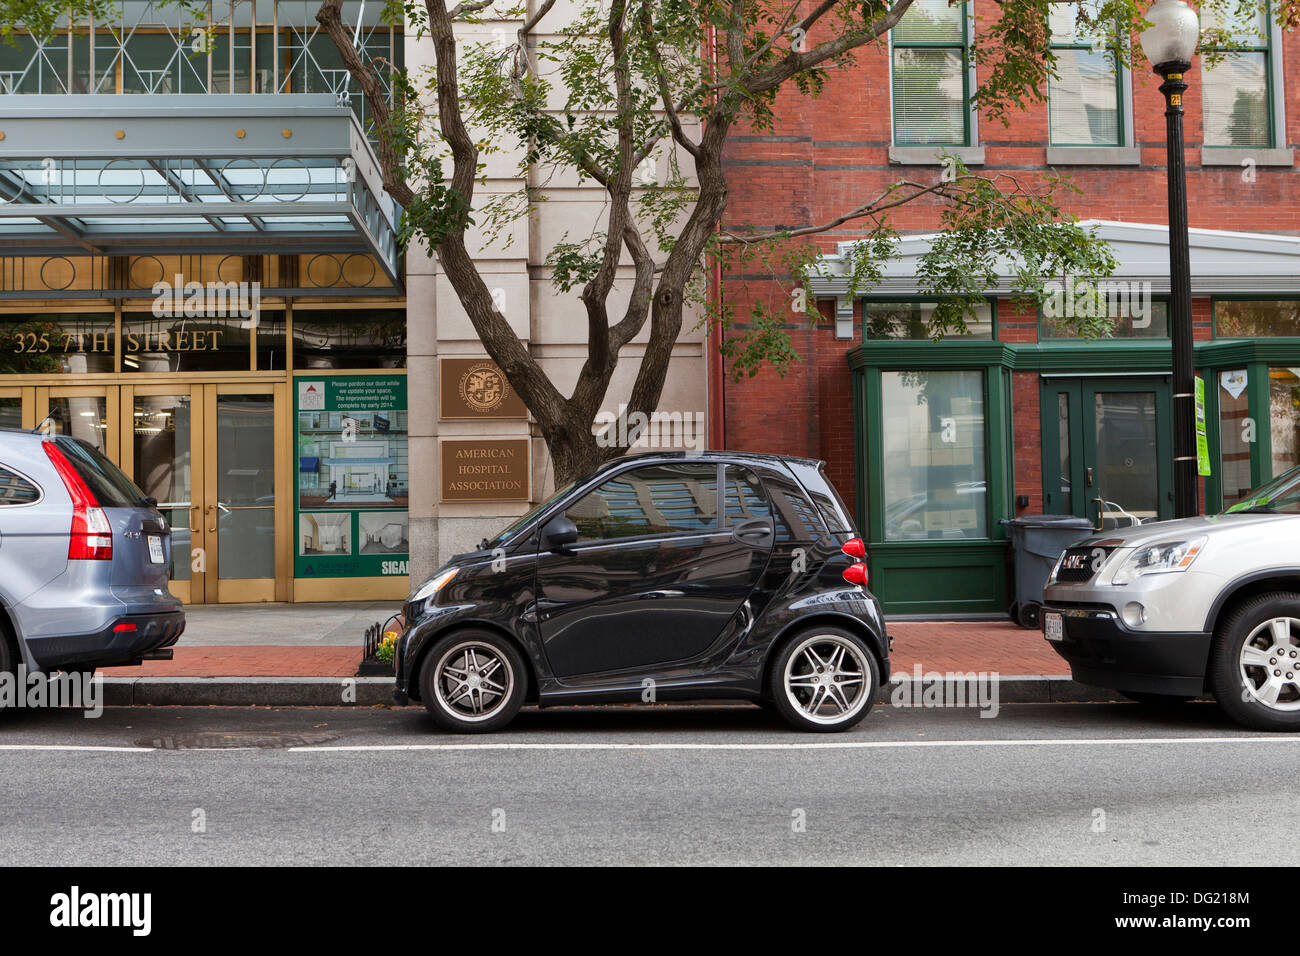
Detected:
left=782, top=634, right=872, bottom=725
left=433, top=641, right=515, bottom=723
left=1239, top=617, right=1300, bottom=711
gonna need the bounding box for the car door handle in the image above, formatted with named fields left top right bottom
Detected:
left=732, top=518, right=773, bottom=545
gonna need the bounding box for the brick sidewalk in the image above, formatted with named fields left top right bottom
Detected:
left=99, top=620, right=1064, bottom=678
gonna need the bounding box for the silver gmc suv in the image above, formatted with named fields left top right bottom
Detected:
left=1043, top=464, right=1300, bottom=730
left=0, top=429, right=184, bottom=684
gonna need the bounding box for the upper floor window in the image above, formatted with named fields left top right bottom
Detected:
left=1201, top=3, right=1275, bottom=148
left=1214, top=299, right=1300, bottom=337
left=864, top=300, right=994, bottom=340
left=891, top=0, right=970, bottom=146
left=1047, top=1, right=1123, bottom=146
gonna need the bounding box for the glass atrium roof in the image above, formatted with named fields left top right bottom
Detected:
left=0, top=94, right=401, bottom=285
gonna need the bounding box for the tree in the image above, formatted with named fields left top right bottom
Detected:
left=5, top=0, right=1294, bottom=484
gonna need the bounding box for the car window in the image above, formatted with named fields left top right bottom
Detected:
left=484, top=479, right=577, bottom=549
left=724, top=465, right=772, bottom=525
left=1223, top=465, right=1300, bottom=515
left=52, top=437, right=148, bottom=507
left=764, top=473, right=828, bottom=543
left=566, top=462, right=719, bottom=542
left=0, top=464, right=39, bottom=505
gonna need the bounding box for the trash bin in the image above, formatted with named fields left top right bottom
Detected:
left=1000, top=514, right=1096, bottom=629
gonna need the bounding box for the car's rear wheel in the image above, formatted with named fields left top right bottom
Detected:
left=419, top=630, right=526, bottom=734
left=769, top=627, right=879, bottom=733
left=1211, top=592, right=1300, bottom=731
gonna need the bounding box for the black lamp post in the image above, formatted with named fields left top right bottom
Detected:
left=1140, top=0, right=1202, bottom=518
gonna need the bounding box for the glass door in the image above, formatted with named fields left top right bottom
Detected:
left=37, top=386, right=119, bottom=461
left=122, top=385, right=201, bottom=603
left=200, top=384, right=288, bottom=603
left=1041, top=377, right=1173, bottom=529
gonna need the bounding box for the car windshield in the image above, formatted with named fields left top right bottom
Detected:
left=1221, top=465, right=1300, bottom=516
left=480, top=479, right=577, bottom=550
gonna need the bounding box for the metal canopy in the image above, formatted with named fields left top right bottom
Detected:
left=0, top=94, right=401, bottom=285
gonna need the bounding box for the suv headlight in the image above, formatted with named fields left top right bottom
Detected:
left=408, top=567, right=459, bottom=616
left=1110, top=537, right=1206, bottom=586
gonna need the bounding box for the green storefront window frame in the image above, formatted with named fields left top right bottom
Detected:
left=848, top=332, right=1300, bottom=612
left=852, top=353, right=1013, bottom=615
left=890, top=1, right=971, bottom=148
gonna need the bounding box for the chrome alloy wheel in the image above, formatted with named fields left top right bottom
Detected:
left=783, top=634, right=872, bottom=725
left=433, top=641, right=515, bottom=723
left=1239, top=617, right=1300, bottom=711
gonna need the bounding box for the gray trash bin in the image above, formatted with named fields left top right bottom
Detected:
left=1001, top=514, right=1096, bottom=629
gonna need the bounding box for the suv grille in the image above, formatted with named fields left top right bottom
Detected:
left=1054, top=546, right=1114, bottom=583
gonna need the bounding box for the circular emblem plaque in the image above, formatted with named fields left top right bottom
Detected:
left=458, top=362, right=509, bottom=413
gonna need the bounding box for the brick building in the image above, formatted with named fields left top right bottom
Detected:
left=719, top=0, right=1300, bottom=615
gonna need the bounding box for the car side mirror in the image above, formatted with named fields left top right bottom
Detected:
left=541, top=515, right=578, bottom=551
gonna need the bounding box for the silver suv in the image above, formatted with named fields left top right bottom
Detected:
left=1042, top=464, right=1300, bottom=730
left=0, top=429, right=184, bottom=682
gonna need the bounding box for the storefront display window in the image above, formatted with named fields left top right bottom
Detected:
left=1270, top=367, right=1300, bottom=476
left=880, top=369, right=987, bottom=540
left=1218, top=369, right=1254, bottom=506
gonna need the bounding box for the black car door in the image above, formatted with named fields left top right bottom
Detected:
left=535, top=461, right=772, bottom=678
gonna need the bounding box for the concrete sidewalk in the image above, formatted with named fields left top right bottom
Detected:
left=83, top=601, right=1126, bottom=706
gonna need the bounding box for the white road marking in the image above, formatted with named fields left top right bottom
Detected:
left=2, top=736, right=1299, bottom=755
left=289, top=735, right=1300, bottom=753
left=0, top=744, right=153, bottom=752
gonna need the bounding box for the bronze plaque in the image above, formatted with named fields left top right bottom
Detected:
left=440, top=439, right=531, bottom=502
left=439, top=357, right=527, bottom=420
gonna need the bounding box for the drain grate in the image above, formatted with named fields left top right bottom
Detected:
left=137, top=731, right=340, bottom=750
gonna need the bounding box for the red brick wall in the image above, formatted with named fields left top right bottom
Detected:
left=719, top=13, right=1300, bottom=520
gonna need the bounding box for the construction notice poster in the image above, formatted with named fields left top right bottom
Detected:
left=294, top=375, right=410, bottom=579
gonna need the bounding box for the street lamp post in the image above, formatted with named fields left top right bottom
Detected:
left=1140, top=0, right=1202, bottom=519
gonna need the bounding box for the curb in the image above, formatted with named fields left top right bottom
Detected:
left=100, top=677, right=397, bottom=707
left=90, top=675, right=1154, bottom=707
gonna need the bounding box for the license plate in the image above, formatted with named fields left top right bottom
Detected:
left=147, top=535, right=164, bottom=564
left=1044, top=611, right=1064, bottom=642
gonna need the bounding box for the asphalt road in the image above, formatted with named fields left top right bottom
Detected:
left=1, top=701, right=1297, bottom=865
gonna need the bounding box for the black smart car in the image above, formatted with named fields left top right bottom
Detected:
left=395, top=452, right=889, bottom=733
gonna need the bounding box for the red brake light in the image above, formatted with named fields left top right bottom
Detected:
left=112, top=622, right=137, bottom=632
left=841, top=538, right=866, bottom=560
left=43, top=441, right=113, bottom=561
left=842, top=563, right=868, bottom=587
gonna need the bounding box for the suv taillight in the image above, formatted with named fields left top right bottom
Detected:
left=841, top=538, right=866, bottom=560
left=43, top=441, right=113, bottom=561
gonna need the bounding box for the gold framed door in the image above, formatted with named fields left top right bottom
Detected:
left=36, top=386, right=119, bottom=461
left=120, top=384, right=202, bottom=603
left=199, top=384, right=289, bottom=603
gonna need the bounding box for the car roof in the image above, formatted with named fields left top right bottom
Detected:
left=588, top=450, right=823, bottom=475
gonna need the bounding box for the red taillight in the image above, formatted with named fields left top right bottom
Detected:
left=43, top=441, right=113, bottom=561
left=112, top=622, right=137, bottom=632
left=841, top=538, right=866, bottom=560
left=842, top=563, right=868, bottom=587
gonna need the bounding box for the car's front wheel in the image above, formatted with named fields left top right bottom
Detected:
left=769, top=627, right=879, bottom=733
left=419, top=630, right=527, bottom=733
left=1211, top=592, right=1300, bottom=731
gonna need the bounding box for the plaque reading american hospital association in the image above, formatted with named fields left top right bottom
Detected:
left=440, top=439, right=530, bottom=502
